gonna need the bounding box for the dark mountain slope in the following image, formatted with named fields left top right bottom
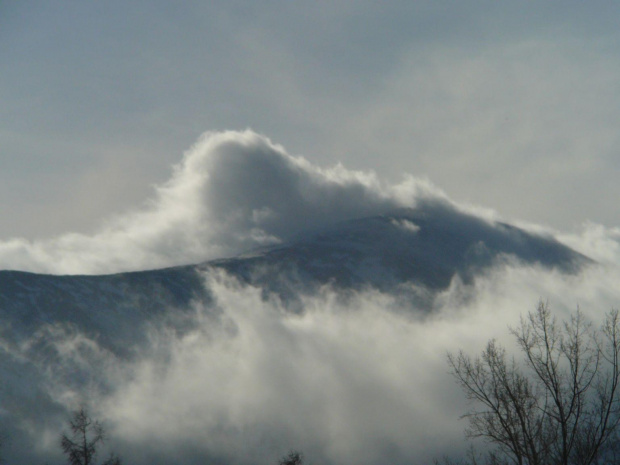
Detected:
left=0, top=266, right=207, bottom=351
left=210, top=205, right=589, bottom=295
left=0, top=204, right=591, bottom=348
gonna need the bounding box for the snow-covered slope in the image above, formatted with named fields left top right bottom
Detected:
left=0, top=266, right=207, bottom=352
left=210, top=205, right=589, bottom=302
left=0, top=205, right=590, bottom=349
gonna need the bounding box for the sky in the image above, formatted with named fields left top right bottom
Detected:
left=2, top=1, right=620, bottom=246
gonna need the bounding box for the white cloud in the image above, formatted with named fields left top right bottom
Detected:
left=0, top=130, right=447, bottom=275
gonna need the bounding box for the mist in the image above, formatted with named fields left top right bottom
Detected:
left=3, top=245, right=620, bottom=464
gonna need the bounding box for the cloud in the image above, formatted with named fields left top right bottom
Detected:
left=0, top=274, right=477, bottom=464
left=0, top=130, right=449, bottom=275
left=5, top=242, right=620, bottom=465
left=98, top=259, right=620, bottom=465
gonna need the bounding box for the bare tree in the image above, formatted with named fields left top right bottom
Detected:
left=447, top=302, right=620, bottom=465
left=61, top=407, right=121, bottom=465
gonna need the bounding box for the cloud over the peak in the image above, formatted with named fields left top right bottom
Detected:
left=0, top=131, right=447, bottom=275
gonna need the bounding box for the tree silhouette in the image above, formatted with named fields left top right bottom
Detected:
left=447, top=302, right=620, bottom=465
left=61, top=407, right=121, bottom=465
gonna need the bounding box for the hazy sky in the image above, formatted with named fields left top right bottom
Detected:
left=2, top=1, right=620, bottom=240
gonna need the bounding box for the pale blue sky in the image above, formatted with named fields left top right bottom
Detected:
left=2, top=1, right=620, bottom=239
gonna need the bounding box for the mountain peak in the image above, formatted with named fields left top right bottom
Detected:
left=209, top=206, right=590, bottom=295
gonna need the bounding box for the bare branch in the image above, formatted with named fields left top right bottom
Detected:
left=446, top=303, right=620, bottom=465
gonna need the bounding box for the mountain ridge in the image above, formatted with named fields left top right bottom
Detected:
left=0, top=206, right=592, bottom=351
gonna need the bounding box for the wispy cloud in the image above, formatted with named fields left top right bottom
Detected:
left=0, top=131, right=447, bottom=274
left=5, top=247, right=620, bottom=465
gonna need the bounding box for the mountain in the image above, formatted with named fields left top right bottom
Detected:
left=0, top=203, right=595, bottom=465
left=0, top=204, right=590, bottom=351
left=212, top=205, right=589, bottom=296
